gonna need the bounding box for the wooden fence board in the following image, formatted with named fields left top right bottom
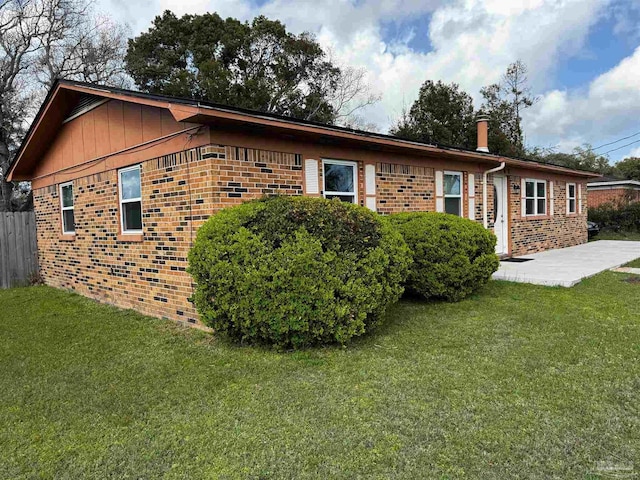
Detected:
left=0, top=212, right=38, bottom=289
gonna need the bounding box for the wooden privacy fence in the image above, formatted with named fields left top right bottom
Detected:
left=0, top=212, right=38, bottom=289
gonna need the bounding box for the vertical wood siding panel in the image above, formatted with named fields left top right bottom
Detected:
left=142, top=105, right=162, bottom=142
left=123, top=102, right=143, bottom=148
left=93, top=103, right=111, bottom=158
left=108, top=100, right=126, bottom=152
left=82, top=111, right=97, bottom=161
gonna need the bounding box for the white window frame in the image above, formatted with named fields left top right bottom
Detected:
left=59, top=181, right=75, bottom=234
left=444, top=171, right=463, bottom=216
left=525, top=179, right=547, bottom=216
left=322, top=159, right=358, bottom=204
left=118, top=164, right=143, bottom=235
left=567, top=183, right=577, bottom=214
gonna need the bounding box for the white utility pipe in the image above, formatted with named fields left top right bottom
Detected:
left=483, top=162, right=506, bottom=228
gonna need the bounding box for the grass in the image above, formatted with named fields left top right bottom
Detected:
left=1, top=273, right=640, bottom=479
left=591, top=229, right=640, bottom=241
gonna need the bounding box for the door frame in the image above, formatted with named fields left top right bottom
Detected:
left=493, top=175, right=509, bottom=255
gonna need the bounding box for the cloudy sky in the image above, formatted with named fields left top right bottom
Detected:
left=97, top=0, right=640, bottom=162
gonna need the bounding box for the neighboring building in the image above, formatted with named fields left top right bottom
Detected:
left=587, top=176, right=640, bottom=208
left=8, top=81, right=599, bottom=328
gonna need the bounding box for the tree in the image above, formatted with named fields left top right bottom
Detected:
left=0, top=0, right=129, bottom=211
left=480, top=60, right=537, bottom=156
left=126, top=11, right=378, bottom=126
left=613, top=157, right=640, bottom=180
left=389, top=80, right=476, bottom=148
left=529, top=144, right=613, bottom=174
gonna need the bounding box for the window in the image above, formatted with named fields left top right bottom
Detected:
left=567, top=183, right=576, bottom=214
left=525, top=179, right=547, bottom=216
left=119, top=165, right=143, bottom=234
left=444, top=171, right=462, bottom=216
left=323, top=159, right=357, bottom=203
left=59, top=182, right=75, bottom=234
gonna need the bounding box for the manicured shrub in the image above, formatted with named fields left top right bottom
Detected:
left=589, top=202, right=640, bottom=232
left=188, top=196, right=411, bottom=348
left=389, top=212, right=499, bottom=302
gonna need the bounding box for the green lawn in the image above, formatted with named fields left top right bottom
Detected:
left=591, top=230, right=640, bottom=241
left=1, top=274, right=640, bottom=479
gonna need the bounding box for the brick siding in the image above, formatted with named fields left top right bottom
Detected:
left=34, top=143, right=589, bottom=326
left=588, top=187, right=640, bottom=208
left=509, top=177, right=588, bottom=256
left=34, top=144, right=303, bottom=328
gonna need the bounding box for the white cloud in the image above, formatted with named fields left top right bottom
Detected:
left=524, top=44, right=640, bottom=159
left=96, top=0, right=640, bottom=160
left=627, top=146, right=640, bottom=158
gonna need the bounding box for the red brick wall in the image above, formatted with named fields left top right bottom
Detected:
left=588, top=187, right=640, bottom=208
left=34, top=144, right=303, bottom=328
left=34, top=142, right=590, bottom=327
left=509, top=177, right=588, bottom=256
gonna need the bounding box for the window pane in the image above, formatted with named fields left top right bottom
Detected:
left=123, top=201, right=142, bottom=231
left=120, top=168, right=141, bottom=200
left=444, top=174, right=461, bottom=195
left=61, top=185, right=74, bottom=208
left=537, top=199, right=546, bottom=215
left=324, top=163, right=354, bottom=192
left=536, top=181, right=546, bottom=198
left=525, top=182, right=535, bottom=198
left=568, top=184, right=575, bottom=198
left=526, top=199, right=535, bottom=215
left=326, top=194, right=356, bottom=203
left=63, top=210, right=75, bottom=233
left=445, top=197, right=461, bottom=216
left=569, top=199, right=576, bottom=213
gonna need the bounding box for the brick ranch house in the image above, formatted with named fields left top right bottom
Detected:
left=587, top=176, right=640, bottom=208
left=8, top=80, right=600, bottom=328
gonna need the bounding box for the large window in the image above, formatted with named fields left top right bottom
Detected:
left=59, top=182, right=75, bottom=234
left=567, top=183, right=576, bottom=214
left=525, top=179, right=546, bottom=216
left=444, top=171, right=462, bottom=216
left=323, top=159, right=357, bottom=204
left=119, top=165, right=143, bottom=234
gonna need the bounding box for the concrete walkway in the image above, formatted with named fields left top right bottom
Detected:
left=493, top=240, right=640, bottom=287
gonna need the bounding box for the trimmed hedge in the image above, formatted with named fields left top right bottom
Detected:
left=389, top=212, right=500, bottom=301
left=188, top=196, right=411, bottom=348
left=589, top=202, right=640, bottom=232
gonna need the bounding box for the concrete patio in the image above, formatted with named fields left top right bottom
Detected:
left=493, top=240, right=640, bottom=287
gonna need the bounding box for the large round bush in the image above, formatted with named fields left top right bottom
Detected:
left=188, top=196, right=411, bottom=348
left=389, top=212, right=499, bottom=302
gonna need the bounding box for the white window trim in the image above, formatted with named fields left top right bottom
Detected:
left=444, top=171, right=463, bottom=216
left=322, top=159, right=358, bottom=204
left=567, top=182, right=577, bottom=214
left=118, top=164, right=143, bottom=235
left=524, top=179, right=547, bottom=216
left=59, top=181, right=75, bottom=234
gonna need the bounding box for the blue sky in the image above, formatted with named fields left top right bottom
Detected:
left=100, top=0, right=640, bottom=163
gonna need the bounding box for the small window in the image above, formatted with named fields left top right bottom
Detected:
left=567, top=183, right=576, bottom=214
left=119, top=165, right=143, bottom=234
left=323, top=159, right=357, bottom=204
left=59, top=182, right=75, bottom=234
left=525, top=179, right=546, bottom=216
left=444, top=171, right=463, bottom=216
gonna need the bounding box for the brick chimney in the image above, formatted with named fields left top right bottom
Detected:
left=476, top=115, right=489, bottom=153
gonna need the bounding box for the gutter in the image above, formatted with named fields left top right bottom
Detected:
left=483, top=162, right=506, bottom=228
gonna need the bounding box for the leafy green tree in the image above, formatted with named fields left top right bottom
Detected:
left=613, top=157, right=640, bottom=180
left=480, top=60, right=536, bottom=156
left=126, top=11, right=364, bottom=124
left=528, top=144, right=613, bottom=174
left=390, top=80, right=476, bottom=148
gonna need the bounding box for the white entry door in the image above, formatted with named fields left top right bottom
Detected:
left=493, top=176, right=508, bottom=255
